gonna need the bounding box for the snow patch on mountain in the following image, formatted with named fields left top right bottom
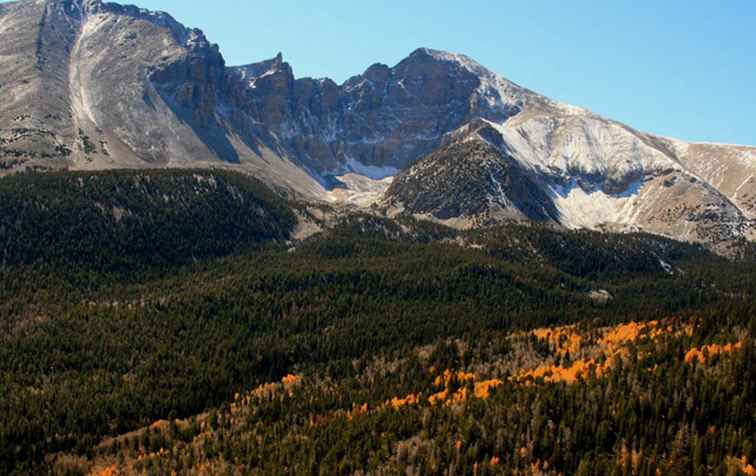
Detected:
left=242, top=69, right=277, bottom=89
left=318, top=158, right=398, bottom=207
left=548, top=179, right=643, bottom=229
left=344, top=157, right=399, bottom=180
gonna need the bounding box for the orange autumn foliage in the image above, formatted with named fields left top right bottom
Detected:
left=251, top=382, right=280, bottom=399
left=428, top=389, right=448, bottom=406
left=600, top=321, right=654, bottom=347
left=386, top=368, right=504, bottom=408
left=428, top=378, right=502, bottom=406
left=281, top=374, right=303, bottom=386
left=726, top=456, right=756, bottom=476
left=434, top=369, right=475, bottom=388
left=95, top=466, right=118, bottom=476
left=450, top=387, right=469, bottom=404
left=532, top=325, right=583, bottom=355
left=740, top=456, right=756, bottom=476
left=148, top=420, right=169, bottom=432
left=474, top=379, right=503, bottom=399
left=684, top=342, right=743, bottom=364
left=344, top=402, right=369, bottom=421
left=281, top=374, right=303, bottom=397
left=518, top=320, right=693, bottom=386
left=389, top=394, right=420, bottom=409
left=517, top=359, right=604, bottom=385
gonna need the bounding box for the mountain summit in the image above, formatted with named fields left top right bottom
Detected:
left=1, top=0, right=754, bottom=252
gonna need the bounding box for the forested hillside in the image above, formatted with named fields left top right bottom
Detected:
left=0, top=171, right=753, bottom=475
left=64, top=309, right=755, bottom=476
left=0, top=169, right=295, bottom=271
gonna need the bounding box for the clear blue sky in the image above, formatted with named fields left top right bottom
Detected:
left=7, top=0, right=756, bottom=145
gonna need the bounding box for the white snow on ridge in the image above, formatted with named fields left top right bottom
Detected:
left=420, top=49, right=494, bottom=79
left=549, top=100, right=592, bottom=117
left=238, top=68, right=278, bottom=89
left=740, top=150, right=756, bottom=164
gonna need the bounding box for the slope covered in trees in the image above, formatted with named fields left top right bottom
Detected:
left=0, top=170, right=754, bottom=475
left=64, top=310, right=754, bottom=476
left=0, top=169, right=295, bottom=272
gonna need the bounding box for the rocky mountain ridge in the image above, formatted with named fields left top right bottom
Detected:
left=382, top=118, right=756, bottom=254
left=1, top=0, right=755, bottom=253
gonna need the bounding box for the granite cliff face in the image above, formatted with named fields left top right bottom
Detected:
left=223, top=47, right=527, bottom=176
left=1, top=0, right=754, bottom=253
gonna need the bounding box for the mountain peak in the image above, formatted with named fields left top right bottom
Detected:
left=408, top=47, right=445, bottom=58
left=406, top=47, right=494, bottom=77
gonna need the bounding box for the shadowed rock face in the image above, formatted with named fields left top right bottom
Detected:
left=0, top=0, right=754, bottom=253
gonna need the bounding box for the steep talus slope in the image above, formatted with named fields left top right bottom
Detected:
left=68, top=0, right=231, bottom=168
left=0, top=0, right=225, bottom=171
left=0, top=0, right=80, bottom=171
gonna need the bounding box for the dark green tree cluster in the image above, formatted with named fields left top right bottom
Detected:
left=0, top=169, right=295, bottom=272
